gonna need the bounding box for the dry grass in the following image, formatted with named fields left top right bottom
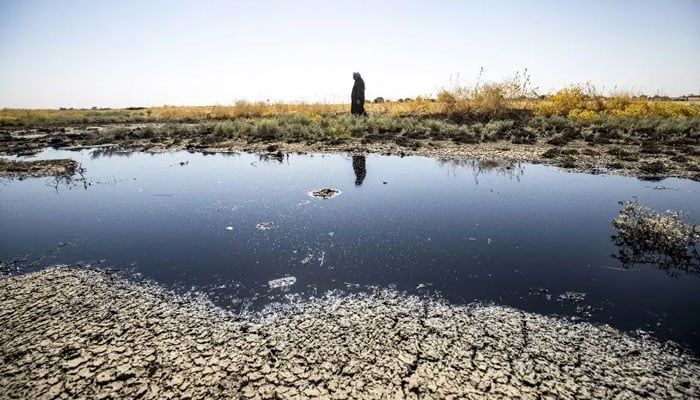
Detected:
left=1, top=76, right=699, bottom=126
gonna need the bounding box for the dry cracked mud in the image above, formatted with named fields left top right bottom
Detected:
left=1, top=266, right=699, bottom=399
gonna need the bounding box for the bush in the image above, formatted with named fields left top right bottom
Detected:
left=254, top=120, right=280, bottom=140
left=472, top=84, right=508, bottom=116
left=535, top=87, right=586, bottom=117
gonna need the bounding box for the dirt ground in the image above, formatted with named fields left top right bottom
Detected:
left=0, top=158, right=79, bottom=177
left=1, top=124, right=698, bottom=180
left=1, top=266, right=698, bottom=399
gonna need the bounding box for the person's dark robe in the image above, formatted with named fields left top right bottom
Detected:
left=352, top=155, right=366, bottom=186
left=351, top=77, right=366, bottom=116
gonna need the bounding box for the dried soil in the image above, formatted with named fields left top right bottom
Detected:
left=1, top=266, right=698, bottom=399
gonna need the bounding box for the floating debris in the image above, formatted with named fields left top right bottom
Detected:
left=268, top=276, right=296, bottom=289
left=300, top=249, right=326, bottom=267
left=600, top=265, right=635, bottom=272
left=647, top=185, right=678, bottom=191
left=558, top=291, right=587, bottom=302
left=309, top=188, right=341, bottom=199
left=225, top=226, right=234, bottom=231
left=528, top=287, right=552, bottom=301
left=256, top=222, right=275, bottom=231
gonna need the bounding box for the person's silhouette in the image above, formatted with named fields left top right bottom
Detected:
left=352, top=155, right=366, bottom=186
left=351, top=72, right=367, bottom=116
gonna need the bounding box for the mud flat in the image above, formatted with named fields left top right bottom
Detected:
left=1, top=267, right=699, bottom=399
left=0, top=158, right=79, bottom=177
left=2, top=123, right=699, bottom=180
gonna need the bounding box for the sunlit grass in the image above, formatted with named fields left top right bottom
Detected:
left=1, top=75, right=699, bottom=126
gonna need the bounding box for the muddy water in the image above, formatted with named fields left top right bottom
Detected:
left=1, top=149, right=699, bottom=351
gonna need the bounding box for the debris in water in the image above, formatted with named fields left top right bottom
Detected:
left=256, top=222, right=274, bottom=231
left=558, top=291, right=587, bottom=302
left=647, top=185, right=677, bottom=191
left=225, top=226, right=233, bottom=231
left=528, top=287, right=552, bottom=301
left=300, top=254, right=313, bottom=265
left=600, top=265, right=634, bottom=271
left=268, top=276, right=296, bottom=289
left=310, top=188, right=341, bottom=199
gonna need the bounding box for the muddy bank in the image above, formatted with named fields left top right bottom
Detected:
left=0, top=158, right=79, bottom=177
left=1, top=122, right=698, bottom=180
left=1, top=266, right=698, bottom=399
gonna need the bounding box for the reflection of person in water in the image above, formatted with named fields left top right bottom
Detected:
left=352, top=155, right=366, bottom=186
left=351, top=72, right=367, bottom=116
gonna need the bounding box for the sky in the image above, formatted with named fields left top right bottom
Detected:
left=0, top=0, right=699, bottom=109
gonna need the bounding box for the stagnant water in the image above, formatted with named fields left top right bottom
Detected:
left=1, top=149, right=699, bottom=351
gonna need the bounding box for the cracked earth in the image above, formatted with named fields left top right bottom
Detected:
left=1, top=266, right=699, bottom=399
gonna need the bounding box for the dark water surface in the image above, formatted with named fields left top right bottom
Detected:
left=1, top=149, right=699, bottom=351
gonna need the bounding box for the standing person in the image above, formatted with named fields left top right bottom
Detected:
left=351, top=72, right=367, bottom=116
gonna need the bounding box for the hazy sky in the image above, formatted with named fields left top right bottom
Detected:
left=1, top=0, right=699, bottom=108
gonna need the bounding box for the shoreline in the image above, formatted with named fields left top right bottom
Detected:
left=1, top=137, right=698, bottom=182
left=1, top=266, right=698, bottom=399
left=1, top=116, right=699, bottom=180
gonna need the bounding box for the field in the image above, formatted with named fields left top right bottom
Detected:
left=1, top=85, right=699, bottom=125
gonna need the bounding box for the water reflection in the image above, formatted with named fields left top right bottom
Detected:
left=257, top=151, right=287, bottom=164
left=438, top=158, right=524, bottom=184
left=352, top=155, right=366, bottom=186
left=90, top=147, right=134, bottom=159
left=612, top=234, right=700, bottom=276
